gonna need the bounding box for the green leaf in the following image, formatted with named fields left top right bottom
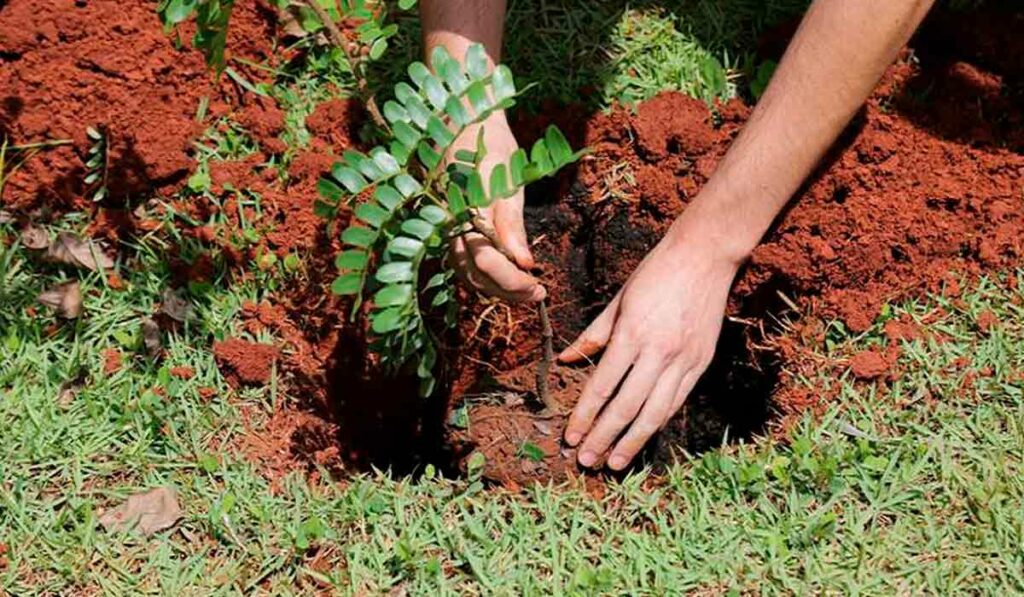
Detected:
left=371, top=307, right=405, bottom=334
left=389, top=140, right=412, bottom=166
left=398, top=0, right=416, bottom=10
left=418, top=374, right=436, bottom=397
left=435, top=51, right=468, bottom=95
left=420, top=205, right=448, bottom=225
left=444, top=96, right=470, bottom=128
left=530, top=138, right=554, bottom=174
left=430, top=288, right=450, bottom=307
left=335, top=249, right=368, bottom=271
left=355, top=202, right=389, bottom=228
left=491, top=65, right=515, bottom=100
left=489, top=164, right=511, bottom=199
left=509, top=149, right=528, bottom=186
left=401, top=93, right=431, bottom=129
left=519, top=441, right=545, bottom=462
left=446, top=183, right=467, bottom=215
left=315, top=175, right=348, bottom=200
left=369, top=148, right=401, bottom=176
left=387, top=236, right=424, bottom=258
left=369, top=38, right=387, bottom=60
left=331, top=272, right=362, bottom=295
left=424, top=272, right=447, bottom=289
left=417, top=142, right=442, bottom=171
left=393, top=174, right=422, bottom=197
left=341, top=226, right=376, bottom=248
left=453, top=149, right=476, bottom=163
left=544, top=125, right=574, bottom=166
left=374, top=284, right=413, bottom=307
left=465, top=81, right=491, bottom=116
left=467, top=171, right=487, bottom=207
left=423, top=75, right=449, bottom=110
left=394, top=82, right=417, bottom=105
left=426, top=116, right=455, bottom=148
left=465, top=44, right=489, bottom=79
left=401, top=218, right=434, bottom=240
left=314, top=200, right=338, bottom=219
left=376, top=261, right=414, bottom=283
left=392, top=121, right=421, bottom=149
left=374, top=185, right=403, bottom=211
left=163, top=0, right=198, bottom=23
left=382, top=100, right=410, bottom=124
left=408, top=61, right=431, bottom=87
left=343, top=150, right=383, bottom=180
left=331, top=165, right=367, bottom=194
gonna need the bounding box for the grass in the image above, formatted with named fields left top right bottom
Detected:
left=3, top=214, right=1023, bottom=593
left=3, top=1, right=1023, bottom=594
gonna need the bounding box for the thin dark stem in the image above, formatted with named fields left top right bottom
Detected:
left=536, top=299, right=554, bottom=410
left=305, top=0, right=388, bottom=130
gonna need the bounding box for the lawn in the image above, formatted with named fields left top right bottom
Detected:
left=2, top=0, right=1023, bottom=594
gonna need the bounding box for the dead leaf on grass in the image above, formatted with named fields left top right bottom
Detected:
left=0, top=210, right=14, bottom=224
left=20, top=225, right=50, bottom=250
left=160, top=288, right=193, bottom=323
left=141, top=317, right=163, bottom=358
left=99, top=486, right=182, bottom=536
left=46, top=232, right=114, bottom=271
left=37, top=281, right=83, bottom=319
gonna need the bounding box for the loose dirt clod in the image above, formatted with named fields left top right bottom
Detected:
left=849, top=350, right=890, bottom=381
left=214, top=338, right=278, bottom=386
left=98, top=486, right=182, bottom=536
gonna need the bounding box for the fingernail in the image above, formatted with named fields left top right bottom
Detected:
left=531, top=285, right=547, bottom=302
left=564, top=431, right=581, bottom=446
left=608, top=455, right=627, bottom=470
left=578, top=450, right=597, bottom=468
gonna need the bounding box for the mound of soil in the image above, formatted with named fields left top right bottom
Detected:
left=450, top=10, right=1024, bottom=484
left=0, top=0, right=280, bottom=212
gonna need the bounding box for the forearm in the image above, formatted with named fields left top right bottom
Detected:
left=672, top=0, right=935, bottom=265
left=421, top=0, right=506, bottom=67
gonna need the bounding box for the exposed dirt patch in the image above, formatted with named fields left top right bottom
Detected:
left=213, top=338, right=279, bottom=386
left=0, top=0, right=280, bottom=212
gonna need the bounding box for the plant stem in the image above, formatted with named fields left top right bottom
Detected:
left=304, top=0, right=388, bottom=130
left=535, top=299, right=555, bottom=410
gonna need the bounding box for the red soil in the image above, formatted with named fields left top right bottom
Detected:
left=4, top=2, right=1022, bottom=485
left=213, top=339, right=278, bottom=386
left=0, top=0, right=280, bottom=211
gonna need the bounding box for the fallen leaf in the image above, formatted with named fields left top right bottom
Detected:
left=99, top=486, right=182, bottom=536
left=20, top=225, right=49, bottom=250
left=0, top=210, right=13, bottom=224
left=532, top=420, right=553, bottom=436
left=160, top=288, right=193, bottom=323
left=46, top=232, right=114, bottom=271
left=141, top=317, right=163, bottom=358
left=37, top=281, right=83, bottom=319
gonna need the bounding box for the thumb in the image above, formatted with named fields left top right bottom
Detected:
left=493, top=191, right=534, bottom=270
left=558, top=293, right=622, bottom=363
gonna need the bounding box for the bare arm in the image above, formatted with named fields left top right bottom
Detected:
left=675, top=0, right=935, bottom=266
left=561, top=0, right=936, bottom=470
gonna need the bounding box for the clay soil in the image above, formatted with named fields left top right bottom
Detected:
left=2, top=3, right=1022, bottom=487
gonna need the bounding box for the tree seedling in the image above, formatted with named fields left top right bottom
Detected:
left=318, top=44, right=584, bottom=401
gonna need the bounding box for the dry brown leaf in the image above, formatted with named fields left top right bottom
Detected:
left=99, top=486, right=182, bottom=536
left=37, top=281, right=83, bottom=319
left=141, top=317, right=163, bottom=358
left=0, top=210, right=14, bottom=224
left=20, top=225, right=50, bottom=250
left=46, top=232, right=115, bottom=271
left=160, top=288, right=193, bottom=323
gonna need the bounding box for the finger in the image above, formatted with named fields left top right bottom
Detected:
left=558, top=293, right=622, bottom=363
left=665, top=368, right=702, bottom=428
left=464, top=235, right=546, bottom=302
left=576, top=354, right=664, bottom=468
left=493, top=188, right=534, bottom=270
left=607, top=365, right=687, bottom=470
left=564, top=331, right=634, bottom=447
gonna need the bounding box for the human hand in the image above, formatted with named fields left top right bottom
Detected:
left=448, top=111, right=547, bottom=303
left=559, top=218, right=741, bottom=471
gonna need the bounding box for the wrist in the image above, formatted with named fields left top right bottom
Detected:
left=662, top=186, right=763, bottom=271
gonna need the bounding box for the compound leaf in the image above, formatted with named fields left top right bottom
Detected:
left=335, top=249, right=368, bottom=271
left=401, top=218, right=434, bottom=240
left=341, top=226, right=376, bottom=248
left=355, top=202, right=389, bottom=228
left=331, top=272, right=362, bottom=295
left=374, top=284, right=413, bottom=307
left=376, top=261, right=414, bottom=283
left=465, top=44, right=489, bottom=79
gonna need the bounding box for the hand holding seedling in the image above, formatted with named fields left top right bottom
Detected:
left=424, top=0, right=935, bottom=470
